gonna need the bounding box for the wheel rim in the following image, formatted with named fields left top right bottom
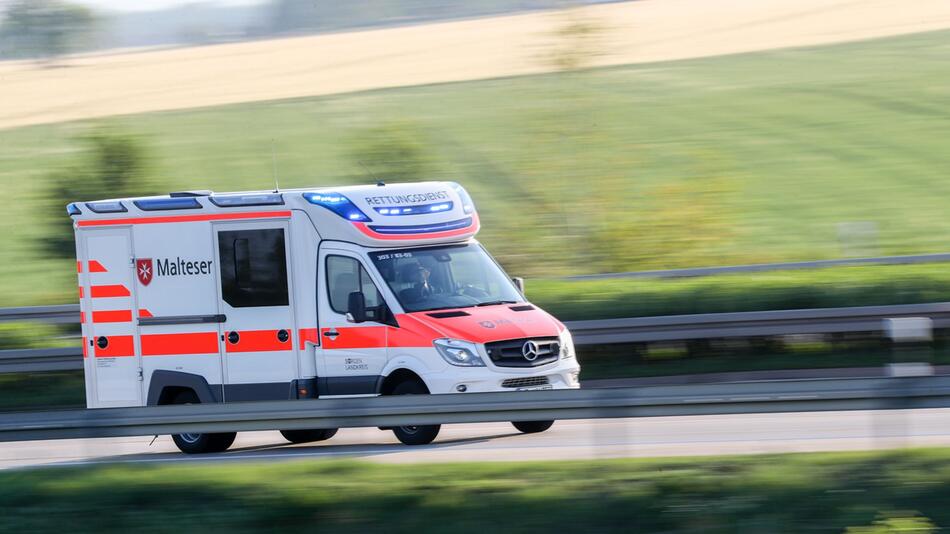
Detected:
left=179, top=433, right=201, bottom=444
left=400, top=425, right=419, bottom=434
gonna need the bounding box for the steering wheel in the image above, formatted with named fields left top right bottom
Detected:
left=459, top=284, right=490, bottom=298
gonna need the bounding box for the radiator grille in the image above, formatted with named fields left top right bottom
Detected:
left=485, top=337, right=560, bottom=367
left=501, top=376, right=551, bottom=388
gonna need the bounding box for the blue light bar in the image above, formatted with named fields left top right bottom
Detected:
left=85, top=201, right=127, bottom=213
left=374, top=201, right=454, bottom=216
left=303, top=192, right=371, bottom=222
left=66, top=203, right=82, bottom=216
left=368, top=217, right=473, bottom=235
left=209, top=193, right=284, bottom=207
left=133, top=197, right=202, bottom=211
left=450, top=182, right=476, bottom=214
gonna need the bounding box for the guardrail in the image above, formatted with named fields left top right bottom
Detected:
left=0, top=347, right=82, bottom=373
left=0, top=304, right=81, bottom=324
left=1, top=376, right=947, bottom=442
left=3, top=301, right=950, bottom=374
left=567, top=301, right=950, bottom=345
left=565, top=252, right=950, bottom=280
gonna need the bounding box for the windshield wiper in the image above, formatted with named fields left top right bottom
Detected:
left=475, top=300, right=519, bottom=307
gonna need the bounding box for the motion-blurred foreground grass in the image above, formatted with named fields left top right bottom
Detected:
left=0, top=29, right=948, bottom=306
left=1, top=450, right=948, bottom=532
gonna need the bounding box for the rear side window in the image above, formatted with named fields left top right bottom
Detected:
left=326, top=255, right=381, bottom=315
left=218, top=228, right=289, bottom=307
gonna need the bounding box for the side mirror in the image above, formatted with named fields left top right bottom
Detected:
left=347, top=291, right=367, bottom=323
left=512, top=277, right=525, bottom=294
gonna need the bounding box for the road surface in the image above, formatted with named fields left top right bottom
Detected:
left=2, top=408, right=948, bottom=470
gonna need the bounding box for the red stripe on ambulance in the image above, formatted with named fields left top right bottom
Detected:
left=225, top=329, right=292, bottom=353
left=94, top=335, right=135, bottom=357
left=92, top=310, right=133, bottom=323
left=298, top=328, right=318, bottom=346
left=88, top=260, right=108, bottom=272
left=90, top=285, right=131, bottom=298
left=141, top=332, right=218, bottom=356
left=77, top=211, right=291, bottom=227
left=320, top=327, right=387, bottom=350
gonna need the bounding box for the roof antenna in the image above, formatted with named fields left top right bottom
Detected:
left=271, top=140, right=280, bottom=193
left=359, top=161, right=385, bottom=187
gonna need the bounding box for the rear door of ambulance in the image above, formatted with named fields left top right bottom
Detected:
left=80, top=227, right=143, bottom=407
left=212, top=219, right=299, bottom=401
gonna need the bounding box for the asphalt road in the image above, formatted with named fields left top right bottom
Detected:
left=2, top=408, right=949, bottom=470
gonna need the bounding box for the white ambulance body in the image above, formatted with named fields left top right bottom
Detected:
left=69, top=181, right=580, bottom=452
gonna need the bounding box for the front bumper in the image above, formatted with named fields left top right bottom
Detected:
left=422, top=358, right=581, bottom=394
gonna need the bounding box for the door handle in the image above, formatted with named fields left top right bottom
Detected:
left=323, top=329, right=340, bottom=340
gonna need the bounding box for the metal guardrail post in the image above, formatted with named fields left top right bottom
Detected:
left=884, top=317, right=934, bottom=377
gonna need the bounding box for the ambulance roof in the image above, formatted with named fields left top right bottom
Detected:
left=68, top=181, right=480, bottom=248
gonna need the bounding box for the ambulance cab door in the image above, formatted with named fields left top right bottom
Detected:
left=212, top=221, right=298, bottom=402
left=81, top=227, right=144, bottom=407
left=316, top=247, right=389, bottom=396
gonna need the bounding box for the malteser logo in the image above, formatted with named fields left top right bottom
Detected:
left=156, top=257, right=213, bottom=277
left=137, top=257, right=213, bottom=286
left=136, top=258, right=153, bottom=286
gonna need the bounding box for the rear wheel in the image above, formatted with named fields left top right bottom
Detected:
left=512, top=420, right=554, bottom=434
left=168, top=390, right=236, bottom=454
left=280, top=428, right=338, bottom=444
left=390, top=380, right=440, bottom=445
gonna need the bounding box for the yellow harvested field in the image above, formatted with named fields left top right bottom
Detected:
left=2, top=0, right=950, bottom=130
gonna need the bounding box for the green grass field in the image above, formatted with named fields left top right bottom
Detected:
left=1, top=30, right=949, bottom=307
left=1, top=450, right=948, bottom=532
left=531, top=263, right=950, bottom=320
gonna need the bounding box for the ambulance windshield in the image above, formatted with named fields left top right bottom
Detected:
left=369, top=244, right=523, bottom=313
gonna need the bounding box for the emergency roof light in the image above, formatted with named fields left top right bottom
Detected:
left=209, top=193, right=284, bottom=207
left=303, top=192, right=371, bottom=222
left=374, top=201, right=453, bottom=216
left=84, top=200, right=127, bottom=213
left=134, top=197, right=202, bottom=211
left=450, top=183, right=475, bottom=214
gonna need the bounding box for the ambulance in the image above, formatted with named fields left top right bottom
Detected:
left=68, top=182, right=580, bottom=453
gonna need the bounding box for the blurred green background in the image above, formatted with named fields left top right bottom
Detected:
left=2, top=28, right=949, bottom=309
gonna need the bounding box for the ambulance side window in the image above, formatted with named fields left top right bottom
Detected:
left=218, top=229, right=289, bottom=308
left=326, top=256, right=381, bottom=315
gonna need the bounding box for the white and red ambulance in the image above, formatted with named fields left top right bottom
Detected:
left=68, top=181, right=580, bottom=453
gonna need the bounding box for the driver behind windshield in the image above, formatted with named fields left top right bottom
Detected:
left=371, top=245, right=523, bottom=313
left=397, top=262, right=432, bottom=304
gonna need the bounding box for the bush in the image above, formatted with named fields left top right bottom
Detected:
left=42, top=129, right=155, bottom=258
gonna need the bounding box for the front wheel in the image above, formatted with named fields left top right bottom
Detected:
left=168, top=390, right=236, bottom=454
left=280, top=428, right=338, bottom=444
left=512, top=420, right=554, bottom=434
left=390, top=380, right=440, bottom=445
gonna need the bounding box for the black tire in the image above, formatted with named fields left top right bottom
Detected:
left=512, top=420, right=554, bottom=434
left=390, top=380, right=440, bottom=445
left=280, top=428, right=338, bottom=444
left=168, top=390, right=237, bottom=454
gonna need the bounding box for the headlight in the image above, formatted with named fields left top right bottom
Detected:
left=434, top=338, right=486, bottom=367
left=559, top=329, right=576, bottom=360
